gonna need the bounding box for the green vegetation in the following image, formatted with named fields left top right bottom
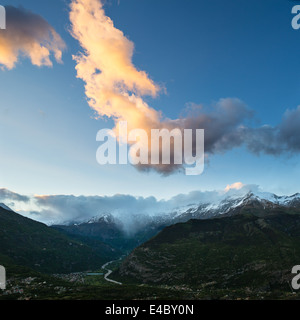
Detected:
left=2, top=205, right=300, bottom=300
left=114, top=210, right=300, bottom=298
left=0, top=207, right=118, bottom=274
left=53, top=220, right=165, bottom=254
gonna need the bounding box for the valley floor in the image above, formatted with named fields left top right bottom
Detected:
left=1, top=262, right=300, bottom=300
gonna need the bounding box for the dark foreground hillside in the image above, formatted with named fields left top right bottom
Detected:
left=115, top=210, right=300, bottom=297
left=0, top=207, right=118, bottom=274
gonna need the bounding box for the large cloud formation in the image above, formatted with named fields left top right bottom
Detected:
left=0, top=6, right=66, bottom=69
left=69, top=0, right=300, bottom=175
left=69, top=0, right=249, bottom=174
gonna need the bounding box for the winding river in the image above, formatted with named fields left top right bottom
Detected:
left=101, top=259, right=122, bottom=285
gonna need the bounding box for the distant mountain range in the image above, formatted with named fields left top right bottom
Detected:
left=52, top=190, right=300, bottom=238
left=49, top=190, right=300, bottom=266
left=166, top=191, right=300, bottom=222
left=3, top=189, right=300, bottom=258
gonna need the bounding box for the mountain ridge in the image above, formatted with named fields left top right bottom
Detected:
left=0, top=206, right=118, bottom=273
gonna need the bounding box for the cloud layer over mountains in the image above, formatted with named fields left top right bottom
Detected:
left=0, top=183, right=275, bottom=234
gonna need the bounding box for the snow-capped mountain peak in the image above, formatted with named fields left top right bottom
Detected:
left=86, top=213, right=116, bottom=224
left=166, top=190, right=300, bottom=223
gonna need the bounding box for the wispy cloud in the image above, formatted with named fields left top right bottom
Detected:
left=225, top=182, right=245, bottom=192
left=0, top=6, right=66, bottom=69
left=0, top=188, right=30, bottom=202
left=69, top=0, right=161, bottom=130
left=241, top=106, right=300, bottom=155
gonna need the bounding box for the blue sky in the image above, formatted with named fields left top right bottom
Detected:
left=1, top=0, right=300, bottom=202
